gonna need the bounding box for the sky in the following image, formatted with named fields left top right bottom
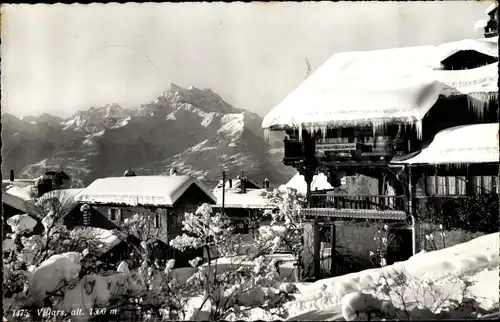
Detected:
left=1, top=1, right=490, bottom=118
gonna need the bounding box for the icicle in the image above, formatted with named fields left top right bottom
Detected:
left=298, top=123, right=303, bottom=141
left=467, top=92, right=498, bottom=119
left=371, top=120, right=386, bottom=137
left=321, top=124, right=327, bottom=141
left=263, top=128, right=271, bottom=143
left=415, top=119, right=423, bottom=140
left=372, top=121, right=378, bottom=137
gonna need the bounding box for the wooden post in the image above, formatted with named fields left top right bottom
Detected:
left=222, top=171, right=226, bottom=216
left=305, top=172, right=313, bottom=208
left=302, top=221, right=321, bottom=280
left=465, top=165, right=474, bottom=195
left=330, top=223, right=336, bottom=276
left=300, top=128, right=321, bottom=280
left=302, top=221, right=314, bottom=279
left=408, top=166, right=413, bottom=216
left=313, top=221, right=321, bottom=279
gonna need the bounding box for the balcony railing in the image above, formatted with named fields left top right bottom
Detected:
left=309, top=194, right=406, bottom=211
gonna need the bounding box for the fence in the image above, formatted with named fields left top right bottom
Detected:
left=309, top=194, right=406, bottom=211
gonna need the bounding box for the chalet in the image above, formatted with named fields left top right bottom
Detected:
left=212, top=177, right=275, bottom=235
left=33, top=169, right=73, bottom=197
left=480, top=3, right=499, bottom=38
left=37, top=189, right=117, bottom=230
left=262, top=35, right=499, bottom=280
left=74, top=175, right=217, bottom=266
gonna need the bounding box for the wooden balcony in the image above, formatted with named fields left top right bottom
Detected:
left=303, top=194, right=407, bottom=221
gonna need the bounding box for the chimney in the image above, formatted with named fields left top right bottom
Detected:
left=10, top=170, right=14, bottom=182
left=240, top=177, right=247, bottom=193
left=228, top=178, right=232, bottom=188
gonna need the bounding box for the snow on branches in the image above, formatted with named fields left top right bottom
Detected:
left=254, top=186, right=304, bottom=260
left=169, top=203, right=297, bottom=321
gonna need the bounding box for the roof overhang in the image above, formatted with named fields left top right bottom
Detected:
left=262, top=38, right=498, bottom=135
left=391, top=123, right=499, bottom=165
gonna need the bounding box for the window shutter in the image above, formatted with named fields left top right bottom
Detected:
left=108, top=208, right=112, bottom=220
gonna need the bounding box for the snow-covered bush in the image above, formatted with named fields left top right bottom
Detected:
left=368, top=266, right=478, bottom=321
left=423, top=224, right=448, bottom=251
left=170, top=204, right=294, bottom=320
left=256, top=186, right=304, bottom=266
left=369, top=224, right=391, bottom=267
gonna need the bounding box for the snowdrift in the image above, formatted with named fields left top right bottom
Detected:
left=285, top=232, right=499, bottom=320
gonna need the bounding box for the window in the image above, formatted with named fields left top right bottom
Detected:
left=473, top=176, right=498, bottom=194
left=154, top=214, right=161, bottom=228
left=436, top=176, right=447, bottom=195
left=108, top=208, right=122, bottom=221
left=426, top=176, right=467, bottom=196
left=184, top=204, right=198, bottom=214
left=170, top=213, right=184, bottom=229
left=456, top=176, right=466, bottom=195
left=234, top=221, right=249, bottom=234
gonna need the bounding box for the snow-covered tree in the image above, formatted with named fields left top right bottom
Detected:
left=170, top=204, right=296, bottom=320
left=254, top=186, right=305, bottom=276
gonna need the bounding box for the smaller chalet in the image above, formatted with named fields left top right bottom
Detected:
left=75, top=175, right=216, bottom=267
left=75, top=175, right=216, bottom=242
left=212, top=178, right=275, bottom=235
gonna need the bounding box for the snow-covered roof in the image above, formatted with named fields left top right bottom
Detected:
left=286, top=172, right=333, bottom=195
left=474, top=19, right=489, bottom=31
left=37, top=189, right=85, bottom=216
left=213, top=177, right=261, bottom=192
left=486, top=2, right=498, bottom=15
left=2, top=178, right=37, bottom=186
left=393, top=123, right=499, bottom=165
left=262, top=38, right=498, bottom=131
left=75, top=175, right=216, bottom=207
left=213, top=188, right=274, bottom=209
left=2, top=184, right=43, bottom=219
left=4, top=185, right=34, bottom=201
left=38, top=189, right=83, bottom=204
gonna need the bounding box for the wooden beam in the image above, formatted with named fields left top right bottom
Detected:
left=330, top=223, right=336, bottom=277
left=323, top=161, right=389, bottom=167
left=313, top=221, right=321, bottom=280
left=302, top=222, right=314, bottom=279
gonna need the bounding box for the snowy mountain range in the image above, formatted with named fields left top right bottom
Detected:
left=2, top=84, right=293, bottom=186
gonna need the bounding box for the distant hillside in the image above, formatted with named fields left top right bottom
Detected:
left=2, top=84, right=295, bottom=186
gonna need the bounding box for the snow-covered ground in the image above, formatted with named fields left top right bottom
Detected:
left=185, top=233, right=499, bottom=321
left=284, top=232, right=499, bottom=321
